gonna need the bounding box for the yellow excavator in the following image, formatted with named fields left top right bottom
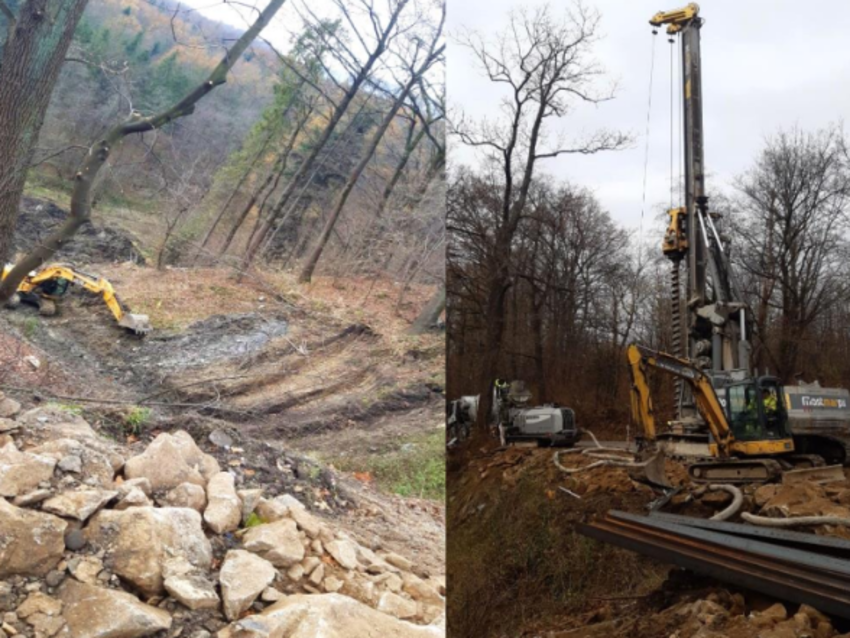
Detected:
left=1, top=263, right=151, bottom=335
left=627, top=344, right=824, bottom=483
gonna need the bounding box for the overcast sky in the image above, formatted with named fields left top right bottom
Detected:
left=175, top=0, right=334, bottom=49
left=447, top=0, right=850, bottom=238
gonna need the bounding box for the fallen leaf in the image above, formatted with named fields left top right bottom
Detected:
left=353, top=471, right=373, bottom=483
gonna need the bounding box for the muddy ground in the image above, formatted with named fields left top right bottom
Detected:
left=448, top=439, right=850, bottom=638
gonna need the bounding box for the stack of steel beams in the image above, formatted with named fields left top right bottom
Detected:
left=578, top=511, right=850, bottom=619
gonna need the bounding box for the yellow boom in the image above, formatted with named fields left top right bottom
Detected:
left=628, top=344, right=794, bottom=460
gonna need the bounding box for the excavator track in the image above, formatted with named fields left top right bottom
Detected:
left=688, top=458, right=784, bottom=484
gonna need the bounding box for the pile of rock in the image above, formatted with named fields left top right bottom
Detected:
left=652, top=594, right=842, bottom=638
left=0, top=404, right=445, bottom=637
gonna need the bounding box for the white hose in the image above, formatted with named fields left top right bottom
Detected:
left=584, top=452, right=640, bottom=461
left=553, top=449, right=658, bottom=474
left=584, top=429, right=603, bottom=449
left=742, top=512, right=850, bottom=528
left=707, top=484, right=743, bottom=521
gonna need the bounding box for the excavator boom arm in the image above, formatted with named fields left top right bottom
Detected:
left=627, top=344, right=732, bottom=453
left=6, top=264, right=151, bottom=334
left=27, top=266, right=124, bottom=320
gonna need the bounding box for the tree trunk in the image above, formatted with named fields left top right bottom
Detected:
left=407, top=285, right=445, bottom=334
left=193, top=127, right=277, bottom=263
left=0, top=0, right=90, bottom=266
left=297, top=98, right=408, bottom=283
left=375, top=120, right=426, bottom=219
left=218, top=103, right=315, bottom=257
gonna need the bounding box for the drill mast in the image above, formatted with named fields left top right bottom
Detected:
left=650, top=4, right=750, bottom=419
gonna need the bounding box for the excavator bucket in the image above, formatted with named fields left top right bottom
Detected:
left=629, top=450, right=673, bottom=490
left=118, top=313, right=152, bottom=335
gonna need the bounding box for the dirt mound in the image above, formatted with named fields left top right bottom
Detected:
left=13, top=196, right=145, bottom=265
left=449, top=438, right=850, bottom=638
left=546, top=576, right=849, bottom=638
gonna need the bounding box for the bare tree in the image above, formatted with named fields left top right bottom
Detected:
left=0, top=0, right=288, bottom=301
left=452, top=3, right=629, bottom=422
left=241, top=0, right=412, bottom=270
left=297, top=3, right=445, bottom=283
left=0, top=0, right=91, bottom=265
left=732, top=125, right=850, bottom=379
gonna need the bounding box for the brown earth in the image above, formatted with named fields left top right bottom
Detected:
left=12, top=196, right=146, bottom=265
left=448, top=436, right=850, bottom=638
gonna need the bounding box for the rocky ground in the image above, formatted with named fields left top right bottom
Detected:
left=448, top=439, right=850, bottom=638
left=0, top=397, right=444, bottom=637
left=0, top=196, right=446, bottom=637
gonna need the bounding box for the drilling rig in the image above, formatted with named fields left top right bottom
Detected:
left=644, top=5, right=850, bottom=468
left=651, top=4, right=750, bottom=450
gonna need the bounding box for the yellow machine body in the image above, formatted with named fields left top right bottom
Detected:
left=628, top=343, right=798, bottom=481
left=649, top=3, right=700, bottom=34
left=1, top=263, right=151, bottom=335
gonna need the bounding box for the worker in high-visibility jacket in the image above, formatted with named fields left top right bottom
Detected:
left=761, top=388, right=778, bottom=414
left=741, top=388, right=779, bottom=437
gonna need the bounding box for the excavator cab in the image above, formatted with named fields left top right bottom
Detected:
left=724, top=378, right=790, bottom=443
left=33, top=277, right=70, bottom=297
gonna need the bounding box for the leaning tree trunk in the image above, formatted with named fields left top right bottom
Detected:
left=0, top=0, right=287, bottom=301
left=192, top=127, right=277, bottom=263
left=240, top=0, right=411, bottom=271
left=0, top=0, right=90, bottom=266
left=218, top=102, right=316, bottom=257
left=407, top=285, right=445, bottom=334
left=297, top=41, right=445, bottom=284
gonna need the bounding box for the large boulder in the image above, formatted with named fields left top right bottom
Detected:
left=85, top=506, right=212, bottom=595
left=203, top=472, right=241, bottom=534
left=159, top=482, right=206, bottom=512
left=0, top=392, right=21, bottom=419
left=219, top=550, right=277, bottom=621
left=58, top=579, right=172, bottom=638
left=0, top=498, right=67, bottom=577
left=30, top=437, right=117, bottom=487
left=42, top=488, right=117, bottom=522
left=219, top=593, right=444, bottom=637
left=0, top=442, right=57, bottom=497
left=164, top=572, right=220, bottom=611
left=124, top=431, right=220, bottom=493
left=325, top=539, right=360, bottom=571
left=242, top=519, right=305, bottom=568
